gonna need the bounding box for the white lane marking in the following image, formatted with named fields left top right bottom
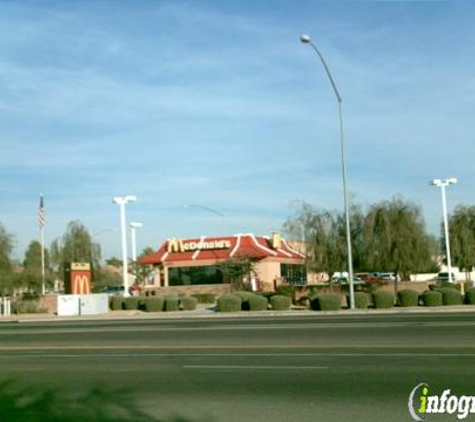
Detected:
left=183, top=365, right=329, bottom=370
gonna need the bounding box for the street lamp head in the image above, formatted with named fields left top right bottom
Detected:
left=113, top=195, right=137, bottom=205
left=448, top=177, right=458, bottom=185
left=130, top=222, right=143, bottom=229
left=300, top=34, right=311, bottom=43
left=124, top=195, right=137, bottom=203
left=429, top=179, right=442, bottom=187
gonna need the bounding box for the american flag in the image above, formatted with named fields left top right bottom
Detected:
left=39, top=195, right=46, bottom=229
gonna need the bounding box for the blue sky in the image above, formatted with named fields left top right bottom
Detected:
left=0, top=1, right=474, bottom=260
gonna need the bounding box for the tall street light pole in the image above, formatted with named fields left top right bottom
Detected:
left=300, top=33, right=355, bottom=309
left=130, top=222, right=143, bottom=288
left=130, top=222, right=143, bottom=263
left=429, top=178, right=458, bottom=291
left=112, top=195, right=137, bottom=297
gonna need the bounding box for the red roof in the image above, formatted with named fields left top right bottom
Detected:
left=139, top=233, right=304, bottom=265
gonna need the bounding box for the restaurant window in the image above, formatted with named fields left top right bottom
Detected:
left=280, top=264, right=307, bottom=286
left=169, top=265, right=224, bottom=286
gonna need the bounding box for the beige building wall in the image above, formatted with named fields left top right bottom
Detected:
left=254, top=259, right=281, bottom=290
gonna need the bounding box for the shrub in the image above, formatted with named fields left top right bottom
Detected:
left=372, top=291, right=394, bottom=309
left=422, top=290, right=443, bottom=307
left=397, top=289, right=419, bottom=307
left=439, top=281, right=461, bottom=291
left=11, top=301, right=47, bottom=314
left=124, top=297, right=141, bottom=310
left=311, top=294, right=341, bottom=311
left=180, top=296, right=198, bottom=311
left=275, top=285, right=296, bottom=300
left=191, top=293, right=216, bottom=304
left=270, top=295, right=291, bottom=311
left=353, top=292, right=370, bottom=309
left=235, top=291, right=256, bottom=311
left=218, top=294, right=241, bottom=312
left=109, top=296, right=123, bottom=311
left=466, top=287, right=475, bottom=305
left=248, top=294, right=268, bottom=311
left=164, top=295, right=180, bottom=312
left=439, top=287, right=463, bottom=306
left=143, top=297, right=164, bottom=312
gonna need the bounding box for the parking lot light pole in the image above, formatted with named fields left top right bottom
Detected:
left=130, top=222, right=143, bottom=263
left=112, top=195, right=137, bottom=297
left=429, top=178, right=459, bottom=291
left=300, top=33, right=355, bottom=309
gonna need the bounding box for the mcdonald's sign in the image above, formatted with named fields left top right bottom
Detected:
left=167, top=238, right=185, bottom=253
left=167, top=238, right=231, bottom=253
left=65, top=262, right=92, bottom=295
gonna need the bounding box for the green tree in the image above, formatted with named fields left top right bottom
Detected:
left=0, top=222, right=14, bottom=295
left=24, top=240, right=51, bottom=272
left=50, top=221, right=101, bottom=281
left=218, top=255, right=259, bottom=289
left=134, top=246, right=155, bottom=285
left=21, top=240, right=53, bottom=292
left=92, top=268, right=122, bottom=293
left=449, top=205, right=475, bottom=281
left=363, top=196, right=436, bottom=292
left=106, top=257, right=122, bottom=268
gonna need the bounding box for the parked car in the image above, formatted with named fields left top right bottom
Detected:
left=355, top=272, right=387, bottom=285
left=103, top=285, right=125, bottom=295
left=377, top=272, right=397, bottom=282
left=337, top=276, right=366, bottom=286
left=436, top=272, right=457, bottom=283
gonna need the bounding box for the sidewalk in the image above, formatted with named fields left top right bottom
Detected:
left=2, top=303, right=475, bottom=323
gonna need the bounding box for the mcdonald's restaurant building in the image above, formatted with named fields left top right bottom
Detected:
left=139, top=233, right=307, bottom=293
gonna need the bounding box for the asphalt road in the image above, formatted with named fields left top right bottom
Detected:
left=1, top=312, right=475, bottom=421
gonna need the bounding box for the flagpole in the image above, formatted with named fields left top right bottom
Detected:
left=39, top=194, right=46, bottom=295
left=41, top=226, right=45, bottom=294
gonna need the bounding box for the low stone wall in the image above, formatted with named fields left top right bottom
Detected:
left=38, top=294, right=58, bottom=314
left=143, top=284, right=233, bottom=297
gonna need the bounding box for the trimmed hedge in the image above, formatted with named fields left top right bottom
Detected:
left=353, top=292, right=370, bottom=309
left=248, top=294, right=268, bottom=311
left=164, top=295, right=180, bottom=312
left=191, top=293, right=216, bottom=304
left=143, top=297, right=164, bottom=312
left=270, top=295, right=292, bottom=311
left=218, top=294, right=241, bottom=312
left=397, top=289, right=419, bottom=307
left=180, top=296, right=198, bottom=311
left=235, top=291, right=256, bottom=311
left=311, top=294, right=341, bottom=311
left=110, top=296, right=123, bottom=311
left=439, top=281, right=461, bottom=291
left=422, top=290, right=443, bottom=307
left=11, top=301, right=47, bottom=314
left=275, top=285, right=296, bottom=299
left=466, top=287, right=475, bottom=305
left=372, top=291, right=394, bottom=309
left=439, top=287, right=463, bottom=306
left=124, top=297, right=141, bottom=310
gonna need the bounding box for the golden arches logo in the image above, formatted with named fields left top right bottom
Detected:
left=168, top=238, right=184, bottom=253
left=73, top=274, right=90, bottom=294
